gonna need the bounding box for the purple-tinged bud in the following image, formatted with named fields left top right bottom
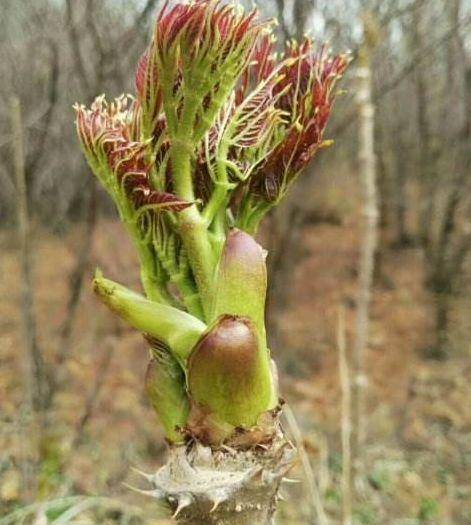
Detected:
left=212, top=229, right=267, bottom=344
left=155, top=1, right=262, bottom=60
left=187, top=315, right=273, bottom=440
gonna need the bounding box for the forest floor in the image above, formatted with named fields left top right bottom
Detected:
left=0, top=215, right=470, bottom=524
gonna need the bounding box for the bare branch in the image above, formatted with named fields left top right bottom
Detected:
left=65, top=0, right=91, bottom=92
left=25, top=39, right=59, bottom=179
left=332, top=14, right=471, bottom=137
left=118, top=0, right=162, bottom=55
left=85, top=0, right=107, bottom=85
left=294, top=0, right=316, bottom=40
left=11, top=97, right=50, bottom=416
left=275, top=0, right=291, bottom=42
left=134, top=0, right=161, bottom=31
left=436, top=184, right=464, bottom=270
left=57, top=181, right=97, bottom=363
left=450, top=233, right=471, bottom=288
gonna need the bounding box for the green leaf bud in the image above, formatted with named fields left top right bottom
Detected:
left=211, top=229, right=267, bottom=345
left=93, top=274, right=206, bottom=362
left=188, top=315, right=273, bottom=433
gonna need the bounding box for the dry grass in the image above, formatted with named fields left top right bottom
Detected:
left=0, top=208, right=470, bottom=523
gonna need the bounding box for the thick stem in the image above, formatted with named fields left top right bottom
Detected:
left=133, top=433, right=295, bottom=525
left=178, top=207, right=217, bottom=319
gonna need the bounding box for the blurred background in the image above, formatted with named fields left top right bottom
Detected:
left=0, top=0, right=470, bottom=523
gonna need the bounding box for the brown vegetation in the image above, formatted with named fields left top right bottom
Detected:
left=0, top=0, right=470, bottom=523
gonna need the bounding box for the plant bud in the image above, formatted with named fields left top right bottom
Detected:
left=146, top=350, right=189, bottom=444
left=211, top=229, right=267, bottom=344
left=93, top=274, right=206, bottom=361
left=188, top=315, right=273, bottom=432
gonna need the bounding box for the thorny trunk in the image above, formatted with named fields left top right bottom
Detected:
left=135, top=431, right=295, bottom=525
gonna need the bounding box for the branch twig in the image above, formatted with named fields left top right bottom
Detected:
left=25, top=39, right=59, bottom=180
left=65, top=0, right=91, bottom=93
left=11, top=97, right=49, bottom=414
left=331, top=15, right=471, bottom=137
left=58, top=181, right=97, bottom=364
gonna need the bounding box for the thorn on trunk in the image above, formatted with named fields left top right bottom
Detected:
left=244, top=465, right=264, bottom=485
left=282, top=477, right=300, bottom=484
left=208, top=489, right=228, bottom=512
left=172, top=493, right=194, bottom=518
left=131, top=466, right=155, bottom=484
left=123, top=483, right=165, bottom=500
left=276, top=491, right=286, bottom=501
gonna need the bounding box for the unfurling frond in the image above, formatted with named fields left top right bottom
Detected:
left=74, top=95, right=191, bottom=220
left=135, top=45, right=163, bottom=138
left=152, top=0, right=268, bottom=140
left=247, top=40, right=350, bottom=205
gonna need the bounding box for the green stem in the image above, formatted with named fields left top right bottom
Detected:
left=136, top=241, right=171, bottom=304
left=202, top=140, right=231, bottom=226
left=171, top=140, right=216, bottom=319
left=209, top=208, right=227, bottom=261
left=203, top=180, right=233, bottom=227
left=178, top=207, right=216, bottom=319
left=170, top=269, right=204, bottom=319
left=115, top=197, right=172, bottom=305
left=237, top=197, right=273, bottom=236
left=171, top=138, right=196, bottom=200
